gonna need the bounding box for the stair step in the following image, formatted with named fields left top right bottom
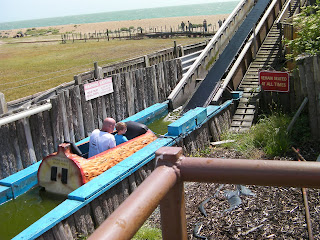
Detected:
left=235, top=108, right=256, bottom=115
left=232, top=114, right=255, bottom=121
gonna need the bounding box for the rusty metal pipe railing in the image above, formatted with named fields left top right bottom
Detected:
left=180, top=156, right=320, bottom=189
left=88, top=147, right=320, bottom=240
left=88, top=148, right=184, bottom=240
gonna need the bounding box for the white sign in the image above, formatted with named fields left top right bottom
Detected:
left=84, top=77, right=113, bottom=101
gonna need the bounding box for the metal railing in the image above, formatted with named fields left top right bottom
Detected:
left=167, top=0, right=255, bottom=110
left=212, top=0, right=287, bottom=104
left=88, top=146, right=320, bottom=240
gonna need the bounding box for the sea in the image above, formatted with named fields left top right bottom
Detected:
left=0, top=1, right=239, bottom=31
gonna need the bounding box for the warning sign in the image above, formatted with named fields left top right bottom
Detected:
left=84, top=77, right=113, bottom=101
left=259, top=71, right=289, bottom=92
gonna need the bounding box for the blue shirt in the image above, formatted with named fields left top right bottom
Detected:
left=115, top=134, right=128, bottom=146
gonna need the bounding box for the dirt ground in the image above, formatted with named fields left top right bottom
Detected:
left=148, top=143, right=320, bottom=239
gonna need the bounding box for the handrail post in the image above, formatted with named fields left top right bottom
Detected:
left=156, top=147, right=188, bottom=240
left=87, top=148, right=182, bottom=240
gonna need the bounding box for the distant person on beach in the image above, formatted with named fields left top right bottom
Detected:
left=88, top=117, right=116, bottom=157
left=218, top=19, right=223, bottom=28
left=203, top=19, right=207, bottom=32
left=188, top=21, right=192, bottom=31
left=181, top=21, right=185, bottom=31
left=115, top=122, right=128, bottom=146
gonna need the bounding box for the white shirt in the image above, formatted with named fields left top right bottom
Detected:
left=88, top=129, right=116, bottom=158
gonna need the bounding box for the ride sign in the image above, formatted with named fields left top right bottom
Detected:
left=259, top=71, right=289, bottom=92
left=84, top=77, right=114, bottom=101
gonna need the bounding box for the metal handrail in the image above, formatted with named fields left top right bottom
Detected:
left=212, top=0, right=285, bottom=104
left=167, top=0, right=255, bottom=110
left=0, top=102, right=52, bottom=127
left=88, top=147, right=320, bottom=240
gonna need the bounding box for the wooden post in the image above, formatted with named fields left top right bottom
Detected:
left=22, top=117, right=37, bottom=164
left=180, top=45, right=185, bottom=57
left=173, top=41, right=178, bottom=58
left=144, top=55, right=150, bottom=67
left=313, top=56, right=320, bottom=137
left=94, top=62, right=103, bottom=80
left=74, top=75, right=82, bottom=85
left=0, top=92, right=7, bottom=115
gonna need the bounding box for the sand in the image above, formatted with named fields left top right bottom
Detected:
left=0, top=14, right=229, bottom=38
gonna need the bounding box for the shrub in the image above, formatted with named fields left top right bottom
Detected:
left=221, top=113, right=292, bottom=157
left=252, top=114, right=291, bottom=156
left=285, top=1, right=320, bottom=59
left=120, top=27, right=129, bottom=32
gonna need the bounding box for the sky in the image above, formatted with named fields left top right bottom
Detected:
left=0, top=0, right=238, bottom=23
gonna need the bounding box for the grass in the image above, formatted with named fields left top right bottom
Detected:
left=132, top=224, right=162, bottom=240
left=0, top=36, right=203, bottom=102
left=220, top=113, right=297, bottom=158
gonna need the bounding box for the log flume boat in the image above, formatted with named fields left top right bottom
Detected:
left=38, top=125, right=157, bottom=195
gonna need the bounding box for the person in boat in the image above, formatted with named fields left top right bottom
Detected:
left=115, top=122, right=128, bottom=146
left=88, top=117, right=116, bottom=158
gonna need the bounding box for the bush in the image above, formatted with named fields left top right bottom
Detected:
left=285, top=1, right=320, bottom=59
left=252, top=114, right=291, bottom=156
left=120, top=27, right=129, bottom=32
left=24, top=28, right=59, bottom=36
left=221, top=113, right=292, bottom=157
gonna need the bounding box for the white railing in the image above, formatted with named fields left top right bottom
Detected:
left=168, top=0, right=255, bottom=110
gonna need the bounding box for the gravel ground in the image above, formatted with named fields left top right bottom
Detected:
left=147, top=143, right=320, bottom=239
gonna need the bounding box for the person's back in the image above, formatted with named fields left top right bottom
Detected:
left=88, top=129, right=116, bottom=157
left=88, top=117, right=116, bottom=158
left=115, top=133, right=128, bottom=146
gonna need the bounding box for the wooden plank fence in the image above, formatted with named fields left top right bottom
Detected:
left=0, top=59, right=182, bottom=180
left=296, top=55, right=320, bottom=139
left=260, top=54, right=320, bottom=140
left=3, top=41, right=207, bottom=112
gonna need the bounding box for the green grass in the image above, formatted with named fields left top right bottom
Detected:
left=132, top=224, right=162, bottom=240
left=221, top=113, right=293, bottom=158
left=0, top=37, right=203, bottom=102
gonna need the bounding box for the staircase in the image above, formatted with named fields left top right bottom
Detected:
left=230, top=23, right=283, bottom=132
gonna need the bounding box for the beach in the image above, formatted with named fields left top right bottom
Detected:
left=0, top=14, right=229, bottom=38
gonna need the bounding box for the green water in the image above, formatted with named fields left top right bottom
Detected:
left=0, top=114, right=173, bottom=240
left=147, top=115, right=172, bottom=135
left=0, top=187, right=65, bottom=240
